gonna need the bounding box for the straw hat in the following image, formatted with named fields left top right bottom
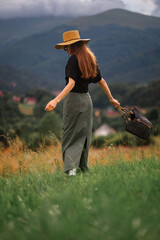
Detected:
left=55, top=30, right=90, bottom=49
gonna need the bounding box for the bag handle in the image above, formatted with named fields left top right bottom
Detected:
left=117, top=106, right=151, bottom=129
left=117, top=106, right=133, bottom=123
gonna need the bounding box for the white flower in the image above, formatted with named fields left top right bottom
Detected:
left=48, top=205, right=61, bottom=216
left=83, top=197, right=93, bottom=210
left=132, top=217, right=141, bottom=229
left=17, top=195, right=22, bottom=202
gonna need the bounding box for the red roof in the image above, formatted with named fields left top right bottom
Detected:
left=106, top=110, right=119, bottom=117
left=0, top=90, right=4, bottom=96
left=52, top=91, right=61, bottom=96
left=27, top=97, right=36, bottom=101
left=12, top=95, right=21, bottom=102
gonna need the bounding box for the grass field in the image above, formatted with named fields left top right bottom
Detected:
left=0, top=136, right=160, bottom=240
left=18, top=103, right=35, bottom=115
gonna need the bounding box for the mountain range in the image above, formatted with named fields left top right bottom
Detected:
left=0, top=16, right=72, bottom=47
left=0, top=9, right=160, bottom=91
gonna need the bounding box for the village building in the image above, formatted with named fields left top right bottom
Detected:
left=52, top=91, right=61, bottom=97
left=12, top=95, right=21, bottom=103
left=0, top=90, right=4, bottom=97
left=11, top=82, right=17, bottom=88
left=24, top=97, right=37, bottom=105
left=106, top=109, right=119, bottom=117
left=94, top=123, right=116, bottom=137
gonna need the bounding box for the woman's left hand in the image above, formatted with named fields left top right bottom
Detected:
left=45, top=99, right=57, bottom=111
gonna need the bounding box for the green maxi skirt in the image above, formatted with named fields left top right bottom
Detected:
left=62, top=92, right=93, bottom=173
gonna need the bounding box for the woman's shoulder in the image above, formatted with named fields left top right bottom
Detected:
left=68, top=54, right=77, bottom=62
left=66, top=54, right=78, bottom=67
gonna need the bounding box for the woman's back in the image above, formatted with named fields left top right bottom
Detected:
left=65, top=54, right=102, bottom=93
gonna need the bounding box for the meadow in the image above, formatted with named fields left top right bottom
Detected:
left=18, top=103, right=34, bottom=116
left=0, top=136, right=160, bottom=240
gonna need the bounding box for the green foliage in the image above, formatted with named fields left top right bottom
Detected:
left=122, top=79, right=160, bottom=107
left=146, top=107, right=159, bottom=121
left=0, top=64, right=55, bottom=93
left=105, top=132, right=154, bottom=147
left=24, top=131, right=43, bottom=150
left=0, top=127, right=9, bottom=147
left=100, top=115, right=124, bottom=131
left=0, top=92, right=63, bottom=149
left=91, top=79, right=160, bottom=109
left=39, top=112, right=62, bottom=139
left=101, top=46, right=160, bottom=84
left=34, top=96, right=53, bottom=118
left=25, top=88, right=53, bottom=103
left=0, top=157, right=160, bottom=240
left=0, top=97, right=24, bottom=127
left=91, top=132, right=154, bottom=148
left=145, top=107, right=160, bottom=136
left=33, top=94, right=63, bottom=119
left=91, top=135, right=112, bottom=148
left=90, top=82, right=132, bottom=109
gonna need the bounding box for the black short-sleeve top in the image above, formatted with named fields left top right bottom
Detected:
left=65, top=54, right=102, bottom=93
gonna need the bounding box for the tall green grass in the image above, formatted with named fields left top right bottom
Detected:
left=0, top=156, right=160, bottom=240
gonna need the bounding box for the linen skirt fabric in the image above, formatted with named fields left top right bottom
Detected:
left=62, top=92, right=93, bottom=173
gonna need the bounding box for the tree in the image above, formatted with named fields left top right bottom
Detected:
left=39, top=111, right=62, bottom=139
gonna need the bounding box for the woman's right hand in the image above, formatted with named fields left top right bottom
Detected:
left=45, top=99, right=57, bottom=111
left=110, top=98, right=120, bottom=108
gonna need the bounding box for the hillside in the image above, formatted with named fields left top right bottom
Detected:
left=67, top=8, right=160, bottom=30
left=101, top=46, right=160, bottom=84
left=90, top=79, right=160, bottom=109
left=0, top=64, right=57, bottom=93
left=0, top=16, right=73, bottom=47
left=121, top=79, right=160, bottom=107
left=0, top=9, right=160, bottom=88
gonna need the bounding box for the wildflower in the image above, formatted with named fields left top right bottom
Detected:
left=48, top=205, right=61, bottom=216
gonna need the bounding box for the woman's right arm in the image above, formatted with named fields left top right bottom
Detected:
left=98, top=78, right=120, bottom=108
left=45, top=78, right=75, bottom=111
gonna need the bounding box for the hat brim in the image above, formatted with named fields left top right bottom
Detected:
left=55, top=39, right=90, bottom=49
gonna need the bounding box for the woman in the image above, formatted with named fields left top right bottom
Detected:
left=45, top=30, right=120, bottom=176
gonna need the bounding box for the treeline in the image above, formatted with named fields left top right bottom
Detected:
left=90, top=79, right=160, bottom=108
left=0, top=80, right=160, bottom=150
left=0, top=64, right=57, bottom=94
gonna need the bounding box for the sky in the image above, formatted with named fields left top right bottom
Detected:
left=0, top=0, right=159, bottom=19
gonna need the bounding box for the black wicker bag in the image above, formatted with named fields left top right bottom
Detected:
left=117, top=106, right=152, bottom=140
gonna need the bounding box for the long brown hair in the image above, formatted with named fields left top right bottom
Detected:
left=69, top=41, right=97, bottom=79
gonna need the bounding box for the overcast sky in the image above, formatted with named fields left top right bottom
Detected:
left=0, top=0, right=159, bottom=19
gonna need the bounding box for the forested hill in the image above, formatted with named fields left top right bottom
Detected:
left=0, top=64, right=56, bottom=94
left=1, top=61, right=159, bottom=109
left=0, top=16, right=73, bottom=47
left=90, top=79, right=160, bottom=109
left=0, top=9, right=160, bottom=87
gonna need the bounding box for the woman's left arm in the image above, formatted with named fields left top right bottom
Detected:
left=45, top=78, right=75, bottom=111
left=98, top=78, right=120, bottom=108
